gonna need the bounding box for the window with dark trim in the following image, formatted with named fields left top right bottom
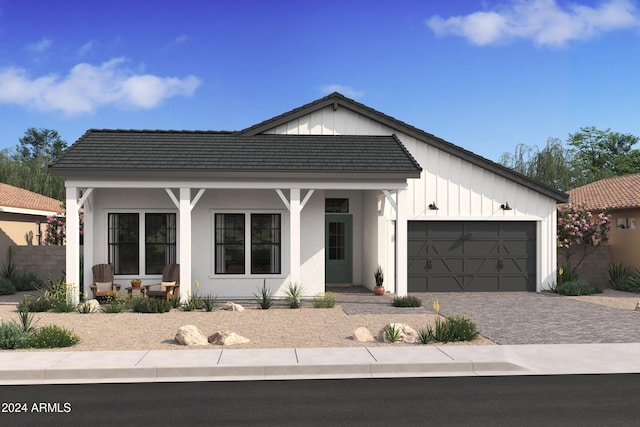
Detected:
left=108, top=213, right=176, bottom=275
left=325, top=198, right=349, bottom=213
left=214, top=213, right=281, bottom=275
left=251, top=214, right=281, bottom=274
left=215, top=214, right=245, bottom=274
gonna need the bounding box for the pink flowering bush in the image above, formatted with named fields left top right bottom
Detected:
left=557, top=203, right=611, bottom=276
left=44, top=209, right=84, bottom=245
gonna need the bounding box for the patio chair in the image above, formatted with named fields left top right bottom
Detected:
left=89, top=264, right=121, bottom=299
left=144, top=264, right=180, bottom=300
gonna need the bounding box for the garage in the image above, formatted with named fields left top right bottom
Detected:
left=408, top=221, right=536, bottom=292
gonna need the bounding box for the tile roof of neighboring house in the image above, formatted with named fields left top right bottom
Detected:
left=49, top=132, right=422, bottom=176
left=0, top=183, right=62, bottom=213
left=568, top=173, right=640, bottom=209
left=239, top=92, right=568, bottom=203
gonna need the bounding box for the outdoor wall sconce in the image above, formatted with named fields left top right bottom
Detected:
left=500, top=202, right=512, bottom=211
left=428, top=202, right=439, bottom=210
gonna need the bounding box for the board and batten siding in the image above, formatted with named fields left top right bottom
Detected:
left=263, top=104, right=558, bottom=291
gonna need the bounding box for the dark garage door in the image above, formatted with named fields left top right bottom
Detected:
left=408, top=221, right=536, bottom=292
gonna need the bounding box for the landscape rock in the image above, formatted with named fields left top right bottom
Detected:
left=208, top=331, right=250, bottom=345
left=352, top=327, right=374, bottom=342
left=635, top=301, right=640, bottom=311
left=223, top=302, right=245, bottom=312
left=377, top=323, right=419, bottom=344
left=82, top=299, right=101, bottom=312
left=175, top=325, right=209, bottom=346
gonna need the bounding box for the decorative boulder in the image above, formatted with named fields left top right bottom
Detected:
left=223, top=302, right=245, bottom=312
left=175, top=325, right=209, bottom=346
left=81, top=299, right=101, bottom=312
left=352, top=327, right=375, bottom=342
left=636, top=301, right=640, bottom=311
left=377, top=323, right=419, bottom=344
left=208, top=331, right=250, bottom=346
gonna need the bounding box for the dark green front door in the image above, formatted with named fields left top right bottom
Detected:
left=325, top=215, right=352, bottom=284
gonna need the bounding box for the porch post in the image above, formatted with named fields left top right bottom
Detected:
left=179, top=188, right=192, bottom=302
left=65, top=187, right=80, bottom=305
left=290, top=188, right=301, bottom=285
left=395, top=187, right=408, bottom=296
left=82, top=190, right=94, bottom=298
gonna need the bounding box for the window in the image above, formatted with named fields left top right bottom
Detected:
left=617, top=217, right=636, bottom=230
left=215, top=214, right=245, bottom=274
left=251, top=214, right=281, bottom=274
left=215, top=213, right=281, bottom=275
left=326, top=198, right=349, bottom=213
left=108, top=213, right=176, bottom=275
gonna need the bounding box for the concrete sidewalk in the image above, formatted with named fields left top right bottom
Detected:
left=2, top=343, right=640, bottom=385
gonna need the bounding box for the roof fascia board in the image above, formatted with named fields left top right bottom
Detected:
left=0, top=206, right=58, bottom=216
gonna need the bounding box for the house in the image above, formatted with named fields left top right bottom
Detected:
left=568, top=173, right=640, bottom=270
left=50, top=92, right=568, bottom=303
left=0, top=182, right=62, bottom=255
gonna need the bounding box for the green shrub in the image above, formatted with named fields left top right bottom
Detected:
left=607, top=263, right=640, bottom=292
left=284, top=282, right=304, bottom=309
left=254, top=282, right=274, bottom=309
left=169, top=295, right=181, bottom=308
left=392, top=295, right=423, bottom=307
left=202, top=294, right=219, bottom=312
left=52, top=298, right=77, bottom=313
left=417, top=327, right=432, bottom=344
left=431, top=315, right=480, bottom=343
left=0, top=277, right=16, bottom=295
left=0, top=322, right=28, bottom=349
left=555, top=280, right=603, bottom=296
left=133, top=297, right=172, bottom=313
left=23, top=325, right=80, bottom=348
left=12, top=271, right=42, bottom=292
left=16, top=297, right=37, bottom=333
left=384, top=324, right=402, bottom=342
left=18, top=297, right=52, bottom=313
left=557, top=261, right=579, bottom=285
left=312, top=292, right=336, bottom=308
left=101, top=292, right=128, bottom=313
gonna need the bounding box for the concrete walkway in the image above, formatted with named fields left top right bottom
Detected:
left=1, top=288, right=639, bottom=385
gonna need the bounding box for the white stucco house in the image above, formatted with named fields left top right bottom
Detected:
left=50, top=92, right=568, bottom=303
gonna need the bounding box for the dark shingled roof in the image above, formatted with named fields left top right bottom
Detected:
left=50, top=130, right=422, bottom=176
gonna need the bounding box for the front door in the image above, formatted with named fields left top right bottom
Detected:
left=325, top=215, right=352, bottom=284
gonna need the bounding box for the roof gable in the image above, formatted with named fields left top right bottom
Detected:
left=240, top=92, right=568, bottom=203
left=569, top=173, right=640, bottom=210
left=0, top=183, right=61, bottom=213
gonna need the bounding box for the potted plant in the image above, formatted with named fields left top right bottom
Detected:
left=131, top=278, right=142, bottom=289
left=374, top=265, right=384, bottom=295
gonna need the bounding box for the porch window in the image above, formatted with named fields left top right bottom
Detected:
left=108, top=213, right=177, bottom=275
left=145, top=213, right=177, bottom=274
left=215, top=214, right=245, bottom=274
left=251, top=214, right=281, bottom=274
left=214, top=213, right=281, bottom=275
left=326, top=198, right=349, bottom=213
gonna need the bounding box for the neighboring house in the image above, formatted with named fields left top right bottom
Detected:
left=50, top=92, right=567, bottom=302
left=0, top=183, right=62, bottom=256
left=568, top=173, right=640, bottom=270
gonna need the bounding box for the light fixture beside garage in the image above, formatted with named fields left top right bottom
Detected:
left=428, top=201, right=439, bottom=210
left=500, top=202, right=512, bottom=211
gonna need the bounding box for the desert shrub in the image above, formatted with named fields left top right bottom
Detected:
left=12, top=271, right=42, bottom=292
left=417, top=327, right=432, bottom=344
left=384, top=324, right=402, bottom=342
left=555, top=280, right=603, bottom=296
left=169, top=295, right=181, bottom=308
left=431, top=315, right=480, bottom=343
left=254, top=282, right=274, bottom=309
left=77, top=301, right=97, bottom=314
left=312, top=292, right=336, bottom=308
left=18, top=297, right=52, bottom=313
left=52, top=298, right=77, bottom=313
left=284, top=282, right=304, bottom=308
left=0, top=322, right=28, bottom=349
left=0, top=277, right=16, bottom=295
left=16, top=297, right=37, bottom=333
left=392, top=295, right=423, bottom=307
left=133, top=297, right=172, bottom=313
left=607, top=263, right=640, bottom=292
left=101, top=292, right=128, bottom=313
left=23, top=325, right=80, bottom=348
left=202, top=294, right=219, bottom=312
left=557, top=261, right=579, bottom=285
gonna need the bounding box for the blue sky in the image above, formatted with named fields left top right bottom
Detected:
left=0, top=0, right=639, bottom=162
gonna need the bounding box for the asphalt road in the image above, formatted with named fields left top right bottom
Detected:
left=1, top=375, right=639, bottom=426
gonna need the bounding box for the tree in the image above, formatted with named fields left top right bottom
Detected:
left=0, top=128, right=67, bottom=200
left=568, top=126, right=640, bottom=186
left=498, top=138, right=575, bottom=191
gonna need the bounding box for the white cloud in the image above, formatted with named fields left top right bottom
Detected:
left=427, top=0, right=640, bottom=46
left=77, top=40, right=95, bottom=57
left=320, top=84, right=365, bottom=99
left=26, top=37, right=53, bottom=52
left=0, top=58, right=201, bottom=115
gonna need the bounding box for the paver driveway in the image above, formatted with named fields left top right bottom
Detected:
left=336, top=288, right=640, bottom=344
